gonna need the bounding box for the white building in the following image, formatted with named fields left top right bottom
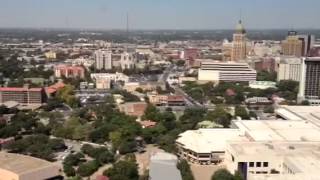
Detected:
left=149, top=152, right=182, bottom=180
left=226, top=141, right=320, bottom=180
left=90, top=73, right=129, bottom=83
left=276, top=57, right=302, bottom=82
left=176, top=119, right=320, bottom=165
left=249, top=81, right=276, bottom=90
left=120, top=52, right=136, bottom=70
left=198, top=61, right=256, bottom=83
left=94, top=49, right=112, bottom=70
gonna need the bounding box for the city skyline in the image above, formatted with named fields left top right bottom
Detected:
left=0, top=0, right=319, bottom=30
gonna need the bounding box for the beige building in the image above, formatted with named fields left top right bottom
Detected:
left=124, top=81, right=166, bottom=92
left=95, top=78, right=111, bottom=90
left=231, top=20, right=249, bottom=61
left=281, top=31, right=303, bottom=57
left=277, top=57, right=302, bottom=82
left=176, top=119, right=320, bottom=165
left=0, top=152, right=61, bottom=180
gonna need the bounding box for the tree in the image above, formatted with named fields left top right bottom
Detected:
left=300, top=100, right=310, bottom=106
left=235, top=106, right=250, bottom=120
left=63, top=164, right=76, bottom=177
left=257, top=71, right=277, bottom=81
left=63, top=153, right=85, bottom=166
left=104, top=160, right=139, bottom=180
left=142, top=104, right=160, bottom=121
left=77, top=160, right=100, bottom=177
left=206, top=106, right=232, bottom=128
left=177, top=160, right=194, bottom=180
left=211, top=169, right=235, bottom=180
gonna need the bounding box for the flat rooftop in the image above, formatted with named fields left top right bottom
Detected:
left=176, top=129, right=247, bottom=153
left=0, top=152, right=59, bottom=175
left=275, top=105, right=320, bottom=127
left=234, top=120, right=320, bottom=141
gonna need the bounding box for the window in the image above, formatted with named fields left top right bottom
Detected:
left=249, top=162, right=254, bottom=167
left=256, top=162, right=261, bottom=167
left=263, top=162, right=268, bottom=167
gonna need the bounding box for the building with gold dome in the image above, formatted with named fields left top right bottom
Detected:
left=231, top=20, right=249, bottom=61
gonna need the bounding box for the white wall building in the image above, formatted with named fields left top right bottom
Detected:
left=90, top=72, right=129, bottom=83
left=120, top=52, right=136, bottom=70
left=94, top=49, right=112, bottom=70
left=225, top=142, right=320, bottom=180
left=198, top=61, right=256, bottom=83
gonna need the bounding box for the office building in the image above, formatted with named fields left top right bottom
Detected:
left=0, top=87, right=46, bottom=106
left=281, top=31, right=303, bottom=57
left=94, top=50, right=112, bottom=70
left=198, top=61, right=256, bottom=83
left=149, top=152, right=182, bottom=180
left=0, top=152, right=61, bottom=180
left=231, top=20, right=248, bottom=61
left=298, top=34, right=315, bottom=56
left=298, top=57, right=320, bottom=105
left=277, top=57, right=302, bottom=82
left=54, top=65, right=85, bottom=79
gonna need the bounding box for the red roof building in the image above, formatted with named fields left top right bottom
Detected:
left=0, top=87, right=46, bottom=105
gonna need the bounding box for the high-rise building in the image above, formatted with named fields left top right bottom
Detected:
left=0, top=87, right=46, bottom=105
left=120, top=52, right=136, bottom=70
left=281, top=31, right=303, bottom=57
left=231, top=20, right=248, bottom=61
left=298, top=34, right=315, bottom=56
left=94, top=50, right=112, bottom=70
left=277, top=57, right=302, bottom=82
left=298, top=57, right=320, bottom=105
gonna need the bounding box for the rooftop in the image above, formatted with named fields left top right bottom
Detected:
left=0, top=152, right=59, bottom=175
left=149, top=152, right=182, bottom=180
left=234, top=120, right=320, bottom=141
left=275, top=105, right=320, bottom=127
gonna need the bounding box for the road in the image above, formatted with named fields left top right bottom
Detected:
left=160, top=64, right=204, bottom=108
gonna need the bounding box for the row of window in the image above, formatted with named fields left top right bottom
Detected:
left=249, top=162, right=268, bottom=168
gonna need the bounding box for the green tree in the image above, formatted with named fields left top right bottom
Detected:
left=235, top=106, right=250, bottom=120
left=77, top=160, right=100, bottom=177
left=211, top=169, right=234, bottom=180
left=104, top=160, right=139, bottom=180
left=63, top=164, right=76, bottom=177
left=177, top=160, right=194, bottom=180
left=206, top=106, right=232, bottom=128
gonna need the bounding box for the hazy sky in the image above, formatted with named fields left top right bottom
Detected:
left=0, top=0, right=319, bottom=29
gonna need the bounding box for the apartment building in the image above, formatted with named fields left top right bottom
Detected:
left=0, top=87, right=46, bottom=105
left=54, top=65, right=85, bottom=79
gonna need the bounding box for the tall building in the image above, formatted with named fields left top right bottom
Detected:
left=198, top=61, right=257, bottom=83
left=298, top=34, right=315, bottom=56
left=277, top=57, right=302, bottom=82
left=94, top=50, right=112, bottom=70
left=298, top=57, right=320, bottom=105
left=281, top=31, right=303, bottom=57
left=231, top=20, right=248, bottom=61
left=120, top=52, right=136, bottom=70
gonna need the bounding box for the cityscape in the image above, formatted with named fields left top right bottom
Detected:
left=0, top=1, right=320, bottom=180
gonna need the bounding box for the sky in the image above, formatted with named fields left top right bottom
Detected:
left=0, top=0, right=319, bottom=30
